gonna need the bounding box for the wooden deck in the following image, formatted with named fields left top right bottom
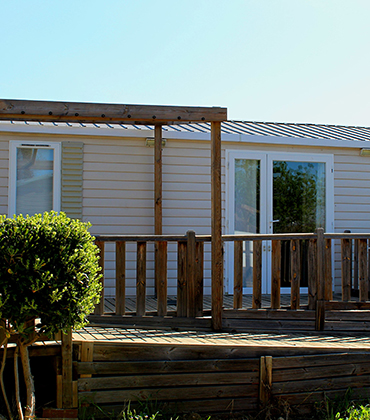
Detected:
left=74, top=324, right=370, bottom=351
left=73, top=325, right=370, bottom=417
left=103, top=294, right=310, bottom=313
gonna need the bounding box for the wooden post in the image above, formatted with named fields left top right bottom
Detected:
left=195, top=241, right=204, bottom=317
left=259, top=356, right=272, bottom=407
left=233, top=241, right=243, bottom=309
left=271, top=240, right=281, bottom=309
left=187, top=230, right=196, bottom=317
left=315, top=300, right=326, bottom=331
left=359, top=239, right=368, bottom=302
left=80, top=342, right=94, bottom=379
left=290, top=239, right=300, bottom=310
left=61, top=329, right=73, bottom=408
left=316, top=228, right=325, bottom=301
left=211, top=121, right=223, bottom=331
left=324, top=238, right=333, bottom=300
left=116, top=241, right=126, bottom=316
left=136, top=241, right=147, bottom=316
left=315, top=228, right=326, bottom=330
left=155, top=125, right=163, bottom=296
left=94, top=241, right=105, bottom=315
left=307, top=239, right=317, bottom=310
left=253, top=240, right=262, bottom=309
left=157, top=241, right=168, bottom=316
left=341, top=231, right=352, bottom=301
left=177, top=241, right=187, bottom=317
left=354, top=239, right=359, bottom=291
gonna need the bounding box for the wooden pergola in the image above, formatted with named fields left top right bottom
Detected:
left=0, top=99, right=228, bottom=330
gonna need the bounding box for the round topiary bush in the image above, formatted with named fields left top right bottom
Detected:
left=0, top=211, right=102, bottom=418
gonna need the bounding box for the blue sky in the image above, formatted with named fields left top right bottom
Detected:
left=1, top=0, right=370, bottom=126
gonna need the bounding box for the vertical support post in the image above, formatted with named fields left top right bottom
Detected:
left=354, top=239, right=359, bottom=291
left=353, top=239, right=359, bottom=290
left=116, top=241, right=126, bottom=316
left=341, top=231, right=352, bottom=301
left=271, top=240, right=281, bottom=309
left=136, top=242, right=147, bottom=316
left=154, top=125, right=163, bottom=296
left=316, top=228, right=325, bottom=301
left=324, top=238, right=333, bottom=300
left=177, top=241, right=187, bottom=317
left=195, top=241, right=204, bottom=316
left=61, top=329, right=73, bottom=409
left=359, top=239, right=368, bottom=302
left=187, top=230, right=196, bottom=317
left=80, top=342, right=94, bottom=379
left=259, top=356, right=272, bottom=407
left=253, top=240, right=262, bottom=309
left=290, top=239, right=300, bottom=310
left=315, top=228, right=326, bottom=330
left=157, top=241, right=168, bottom=316
left=233, top=241, right=243, bottom=309
left=211, top=121, right=223, bottom=331
left=307, top=238, right=317, bottom=310
left=94, top=241, right=105, bottom=315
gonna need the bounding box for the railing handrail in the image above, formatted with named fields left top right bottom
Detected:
left=95, top=232, right=370, bottom=243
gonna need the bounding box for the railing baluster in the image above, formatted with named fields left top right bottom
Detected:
left=177, top=241, right=187, bottom=317
left=115, top=241, right=126, bottom=316
left=253, top=240, right=262, bottom=309
left=359, top=238, right=368, bottom=302
left=341, top=234, right=352, bottom=301
left=233, top=241, right=243, bottom=309
left=187, top=230, right=196, bottom=317
left=354, top=239, right=359, bottom=291
left=324, top=238, right=333, bottom=300
left=271, top=240, right=281, bottom=309
left=94, top=240, right=105, bottom=315
left=290, top=239, right=300, bottom=310
left=136, top=241, right=146, bottom=316
left=307, top=238, right=317, bottom=310
left=195, top=241, right=204, bottom=317
left=157, top=241, right=168, bottom=316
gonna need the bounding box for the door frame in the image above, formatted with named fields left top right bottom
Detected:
left=225, top=149, right=334, bottom=295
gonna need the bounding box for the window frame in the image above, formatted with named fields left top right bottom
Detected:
left=8, top=140, right=61, bottom=217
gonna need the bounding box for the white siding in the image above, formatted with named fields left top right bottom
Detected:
left=1, top=130, right=370, bottom=297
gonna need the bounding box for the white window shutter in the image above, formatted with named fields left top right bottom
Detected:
left=61, top=141, right=83, bottom=220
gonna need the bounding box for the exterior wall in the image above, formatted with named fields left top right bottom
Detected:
left=1, top=129, right=370, bottom=297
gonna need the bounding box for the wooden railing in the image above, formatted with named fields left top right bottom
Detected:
left=92, top=229, right=370, bottom=331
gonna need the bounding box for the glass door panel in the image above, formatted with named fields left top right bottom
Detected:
left=234, top=159, right=260, bottom=289
left=272, top=160, right=326, bottom=289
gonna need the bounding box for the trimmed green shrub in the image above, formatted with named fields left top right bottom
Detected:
left=0, top=211, right=102, bottom=418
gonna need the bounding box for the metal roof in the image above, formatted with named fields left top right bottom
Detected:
left=1, top=119, right=370, bottom=142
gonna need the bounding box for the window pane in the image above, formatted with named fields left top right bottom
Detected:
left=16, top=148, right=54, bottom=215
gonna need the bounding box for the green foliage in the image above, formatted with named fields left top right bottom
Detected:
left=0, top=211, right=102, bottom=337
left=336, top=405, right=370, bottom=420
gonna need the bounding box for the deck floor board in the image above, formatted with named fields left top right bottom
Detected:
left=73, top=324, right=370, bottom=350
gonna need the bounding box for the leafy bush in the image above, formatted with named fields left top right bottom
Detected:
left=0, top=211, right=102, bottom=336
left=0, top=211, right=102, bottom=418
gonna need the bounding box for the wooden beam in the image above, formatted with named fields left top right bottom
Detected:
left=154, top=125, right=163, bottom=236
left=154, top=125, right=163, bottom=296
left=0, top=99, right=227, bottom=124
left=211, top=121, right=223, bottom=331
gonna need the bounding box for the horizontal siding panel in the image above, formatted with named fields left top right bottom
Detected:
left=335, top=179, right=370, bottom=188
left=83, top=198, right=210, bottom=210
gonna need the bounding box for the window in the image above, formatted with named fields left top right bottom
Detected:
left=8, top=141, right=61, bottom=217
